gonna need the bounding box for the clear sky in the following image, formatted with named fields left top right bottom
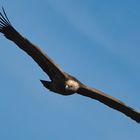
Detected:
left=0, top=0, right=140, bottom=140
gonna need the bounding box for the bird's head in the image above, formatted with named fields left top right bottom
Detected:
left=65, top=79, right=80, bottom=92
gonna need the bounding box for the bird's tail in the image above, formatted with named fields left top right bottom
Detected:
left=40, top=80, right=52, bottom=90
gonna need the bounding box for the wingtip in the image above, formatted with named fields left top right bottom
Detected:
left=135, top=120, right=140, bottom=124
left=131, top=111, right=140, bottom=124
left=2, top=7, right=11, bottom=24
left=136, top=118, right=140, bottom=124
left=0, top=7, right=11, bottom=31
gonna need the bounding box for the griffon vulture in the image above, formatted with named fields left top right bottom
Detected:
left=0, top=8, right=140, bottom=123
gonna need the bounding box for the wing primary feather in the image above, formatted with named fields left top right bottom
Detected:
left=0, top=17, right=8, bottom=25
left=0, top=23, right=5, bottom=27
left=0, top=11, right=10, bottom=26
left=0, top=16, right=9, bottom=26
left=77, top=86, right=140, bottom=123
left=2, top=7, right=11, bottom=24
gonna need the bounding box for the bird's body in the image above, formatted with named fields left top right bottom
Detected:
left=41, top=73, right=81, bottom=95
left=0, top=8, right=140, bottom=123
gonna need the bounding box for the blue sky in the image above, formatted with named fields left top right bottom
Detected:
left=0, top=0, right=140, bottom=139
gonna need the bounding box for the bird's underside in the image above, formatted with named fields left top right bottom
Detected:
left=0, top=8, right=140, bottom=123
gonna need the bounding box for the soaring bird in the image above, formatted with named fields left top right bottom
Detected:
left=0, top=8, right=140, bottom=123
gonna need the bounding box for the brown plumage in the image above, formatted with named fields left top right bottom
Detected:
left=0, top=8, right=140, bottom=123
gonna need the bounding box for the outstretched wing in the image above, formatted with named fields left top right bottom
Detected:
left=0, top=8, right=66, bottom=80
left=77, top=85, right=140, bottom=123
